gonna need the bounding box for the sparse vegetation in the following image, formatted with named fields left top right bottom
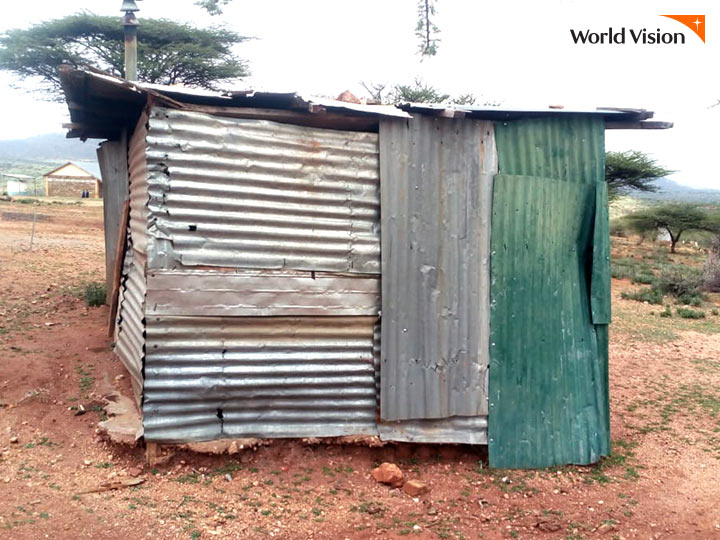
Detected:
left=83, top=282, right=106, bottom=307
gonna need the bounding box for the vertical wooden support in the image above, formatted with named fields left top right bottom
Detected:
left=97, top=130, right=129, bottom=304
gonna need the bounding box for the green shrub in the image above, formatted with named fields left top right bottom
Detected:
left=712, top=308, right=719, bottom=316
left=621, top=287, right=664, bottom=305
left=676, top=307, right=705, bottom=319
left=659, top=305, right=672, bottom=318
left=16, top=198, right=39, bottom=204
left=631, top=272, right=655, bottom=285
left=675, top=293, right=703, bottom=307
left=654, top=265, right=704, bottom=298
left=84, top=282, right=107, bottom=307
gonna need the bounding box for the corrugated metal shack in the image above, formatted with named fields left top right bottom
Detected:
left=59, top=67, right=670, bottom=468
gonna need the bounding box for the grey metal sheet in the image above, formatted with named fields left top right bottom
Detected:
left=114, top=248, right=146, bottom=404
left=379, top=116, right=496, bottom=421
left=128, top=113, right=150, bottom=257
left=142, top=315, right=378, bottom=443
left=146, top=270, right=379, bottom=317
left=143, top=106, right=381, bottom=274
left=378, top=416, right=488, bottom=445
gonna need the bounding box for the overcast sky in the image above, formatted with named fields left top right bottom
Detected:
left=0, top=0, right=717, bottom=188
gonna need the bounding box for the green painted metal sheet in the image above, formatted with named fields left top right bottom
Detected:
left=493, top=116, right=605, bottom=184
left=488, top=174, right=610, bottom=468
left=591, top=181, right=611, bottom=324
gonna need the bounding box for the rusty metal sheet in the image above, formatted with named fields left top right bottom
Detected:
left=142, top=316, right=378, bottom=442
left=378, top=116, right=495, bottom=421
left=146, top=270, right=379, bottom=317
left=143, top=106, right=381, bottom=274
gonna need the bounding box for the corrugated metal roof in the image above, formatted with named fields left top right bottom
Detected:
left=142, top=315, right=378, bottom=442
left=399, top=102, right=657, bottom=122
left=379, top=116, right=494, bottom=421
left=144, top=106, right=382, bottom=274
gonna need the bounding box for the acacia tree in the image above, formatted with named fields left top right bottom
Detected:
left=605, top=151, right=671, bottom=201
left=361, top=79, right=477, bottom=105
left=0, top=13, right=249, bottom=98
left=625, top=204, right=720, bottom=253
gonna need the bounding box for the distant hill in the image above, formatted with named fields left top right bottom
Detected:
left=0, top=133, right=97, bottom=161
left=633, top=178, right=720, bottom=203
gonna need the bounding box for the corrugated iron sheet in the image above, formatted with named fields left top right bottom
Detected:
left=378, top=416, right=487, bottom=445
left=488, top=173, right=609, bottom=468
left=114, top=248, right=146, bottom=404
left=493, top=116, right=605, bottom=184
left=143, top=106, right=381, bottom=274
left=591, top=182, right=612, bottom=324
left=145, top=270, right=379, bottom=317
left=142, top=316, right=378, bottom=442
left=378, top=116, right=494, bottom=421
left=128, top=112, right=150, bottom=257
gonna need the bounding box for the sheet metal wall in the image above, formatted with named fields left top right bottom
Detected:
left=144, top=107, right=381, bottom=274
left=143, top=316, right=378, bottom=442
left=378, top=117, right=494, bottom=422
left=114, top=242, right=146, bottom=404
left=139, top=108, right=383, bottom=442
left=488, top=116, right=610, bottom=469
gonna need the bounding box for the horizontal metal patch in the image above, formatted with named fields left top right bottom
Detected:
left=146, top=270, right=379, bottom=317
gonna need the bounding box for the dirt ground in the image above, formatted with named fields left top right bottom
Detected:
left=1, top=200, right=720, bottom=540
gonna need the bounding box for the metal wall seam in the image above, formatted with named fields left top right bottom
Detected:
left=142, top=315, right=378, bottom=443
left=145, top=270, right=379, bottom=317
left=128, top=112, right=150, bottom=257
left=379, top=117, right=494, bottom=421
left=144, top=106, right=381, bottom=274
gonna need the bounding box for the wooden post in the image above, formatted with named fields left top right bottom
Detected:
left=29, top=208, right=37, bottom=251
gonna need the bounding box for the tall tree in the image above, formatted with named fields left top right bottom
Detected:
left=625, top=204, right=719, bottom=253
left=416, top=0, right=440, bottom=56
left=0, top=13, right=249, bottom=98
left=605, top=150, right=672, bottom=201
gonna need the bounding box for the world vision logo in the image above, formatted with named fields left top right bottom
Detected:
left=570, top=15, right=705, bottom=45
left=662, top=15, right=705, bottom=43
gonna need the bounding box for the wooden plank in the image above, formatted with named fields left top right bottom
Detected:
left=97, top=133, right=129, bottom=303
left=107, top=200, right=130, bottom=338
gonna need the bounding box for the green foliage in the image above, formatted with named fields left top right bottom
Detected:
left=654, top=265, right=704, bottom=298
left=415, top=0, right=440, bottom=56
left=676, top=307, right=705, bottom=319
left=195, top=0, right=232, bottom=15
left=659, top=305, right=672, bottom=318
left=624, top=203, right=720, bottom=253
left=0, top=13, right=249, bottom=97
left=605, top=151, right=672, bottom=201
left=83, top=282, right=106, bottom=307
left=621, top=287, right=664, bottom=305
left=362, top=79, right=482, bottom=106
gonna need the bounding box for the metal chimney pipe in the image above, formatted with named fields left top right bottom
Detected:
left=121, top=0, right=141, bottom=81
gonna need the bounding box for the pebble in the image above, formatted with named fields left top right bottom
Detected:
left=9, top=436, right=18, bottom=444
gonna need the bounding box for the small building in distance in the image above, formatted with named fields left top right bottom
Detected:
left=43, top=162, right=102, bottom=198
